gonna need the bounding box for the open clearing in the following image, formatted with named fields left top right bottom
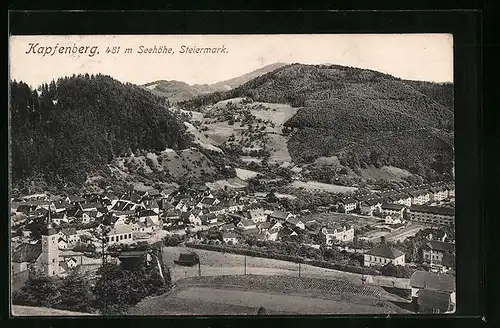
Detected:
left=205, top=178, right=248, bottom=190
left=130, top=275, right=412, bottom=315
left=360, top=165, right=412, bottom=181
left=289, top=180, right=358, bottom=194
left=162, top=247, right=410, bottom=289
left=12, top=305, right=95, bottom=316
left=235, top=168, right=260, bottom=180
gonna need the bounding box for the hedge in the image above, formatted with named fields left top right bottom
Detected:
left=185, top=242, right=380, bottom=276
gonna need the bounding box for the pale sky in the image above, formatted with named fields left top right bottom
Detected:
left=9, top=34, right=453, bottom=88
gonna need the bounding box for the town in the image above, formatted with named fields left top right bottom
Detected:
left=11, top=179, right=456, bottom=314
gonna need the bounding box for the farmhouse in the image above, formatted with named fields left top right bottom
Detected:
left=364, top=239, right=405, bottom=267
left=410, top=271, right=456, bottom=313
left=321, top=225, right=355, bottom=245
left=408, top=205, right=454, bottom=225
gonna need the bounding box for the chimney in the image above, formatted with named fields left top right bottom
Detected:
left=380, top=236, right=386, bottom=244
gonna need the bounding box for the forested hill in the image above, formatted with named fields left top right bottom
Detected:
left=10, top=74, right=192, bottom=192
left=180, top=64, right=454, bottom=180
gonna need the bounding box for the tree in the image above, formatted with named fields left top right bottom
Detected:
left=12, top=270, right=60, bottom=308
left=55, top=270, right=95, bottom=313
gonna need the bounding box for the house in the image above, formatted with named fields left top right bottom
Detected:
left=110, top=200, right=136, bottom=212
left=359, top=199, right=382, bottom=216
left=141, top=200, right=160, bottom=214
left=134, top=218, right=159, bottom=234
left=175, top=198, right=196, bottom=212
left=11, top=242, right=43, bottom=274
left=422, top=240, right=455, bottom=272
left=60, top=228, right=80, bottom=245
left=337, top=197, right=357, bottom=213
left=66, top=257, right=79, bottom=269
left=80, top=202, right=102, bottom=212
left=381, top=203, right=407, bottom=219
left=265, top=227, right=280, bottom=241
left=51, top=201, right=70, bottom=213
left=364, top=238, right=405, bottom=267
left=257, top=221, right=271, bottom=232
left=408, top=189, right=431, bottom=205
left=180, top=212, right=202, bottom=226
left=209, top=204, right=227, bottom=215
left=277, top=226, right=299, bottom=241
left=237, top=219, right=257, bottom=230
left=269, top=210, right=294, bottom=222
left=58, top=237, right=69, bottom=250
left=222, top=231, right=240, bottom=244
left=269, top=221, right=283, bottom=231
left=388, top=193, right=413, bottom=207
left=321, top=225, right=355, bottom=245
left=66, top=195, right=87, bottom=206
left=409, top=271, right=456, bottom=313
left=408, top=205, right=455, bottom=226
left=138, top=209, right=159, bottom=225
left=51, top=213, right=69, bottom=225
left=196, top=197, right=220, bottom=209
left=201, top=213, right=218, bottom=225
left=219, top=223, right=236, bottom=231
left=429, top=186, right=449, bottom=202
left=106, top=224, right=134, bottom=246
left=285, top=216, right=305, bottom=230
left=82, top=210, right=100, bottom=224
left=384, top=216, right=402, bottom=225
left=163, top=209, right=181, bottom=221
left=247, top=207, right=267, bottom=223
left=112, top=210, right=136, bottom=222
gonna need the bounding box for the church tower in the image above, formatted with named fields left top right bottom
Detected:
left=41, top=210, right=60, bottom=276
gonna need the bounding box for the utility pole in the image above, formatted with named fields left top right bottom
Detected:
left=244, top=254, right=247, bottom=275
left=298, top=262, right=301, bottom=278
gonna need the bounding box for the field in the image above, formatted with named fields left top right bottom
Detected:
left=235, top=168, right=260, bottom=180
left=289, top=180, right=358, bottom=194
left=162, top=247, right=410, bottom=289
left=205, top=178, right=248, bottom=190
left=130, top=275, right=412, bottom=315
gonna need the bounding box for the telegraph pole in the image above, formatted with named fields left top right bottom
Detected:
left=298, top=262, right=301, bottom=278
left=244, top=254, right=247, bottom=275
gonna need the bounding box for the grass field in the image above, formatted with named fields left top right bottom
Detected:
left=130, top=275, right=412, bottom=315
left=162, top=247, right=410, bottom=289
left=289, top=180, right=358, bottom=194
left=235, top=168, right=261, bottom=180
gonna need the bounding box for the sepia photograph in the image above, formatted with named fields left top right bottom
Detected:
left=9, top=34, right=456, bottom=316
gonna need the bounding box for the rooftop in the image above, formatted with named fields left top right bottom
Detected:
left=410, top=271, right=455, bottom=292
left=410, top=205, right=455, bottom=216
left=365, top=243, right=405, bottom=259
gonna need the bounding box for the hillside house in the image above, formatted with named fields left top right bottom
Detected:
left=337, top=198, right=357, bottom=213
left=285, top=216, right=305, bottom=230
left=359, top=199, right=382, bottom=216
left=408, top=205, right=454, bottom=225
left=80, top=202, right=103, bottom=212
left=237, top=219, right=257, bottom=230
left=410, top=271, right=456, bottom=313
left=321, top=225, right=355, bottom=245
left=422, top=240, right=455, bottom=273
left=265, top=227, right=280, bottom=242
left=381, top=203, right=407, bottom=219
left=364, top=240, right=405, bottom=267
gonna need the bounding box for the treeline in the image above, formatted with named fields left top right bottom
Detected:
left=11, top=74, right=192, bottom=192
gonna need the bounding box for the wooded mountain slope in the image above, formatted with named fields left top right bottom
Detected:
left=180, top=64, right=454, bottom=180
left=10, top=74, right=193, bottom=192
